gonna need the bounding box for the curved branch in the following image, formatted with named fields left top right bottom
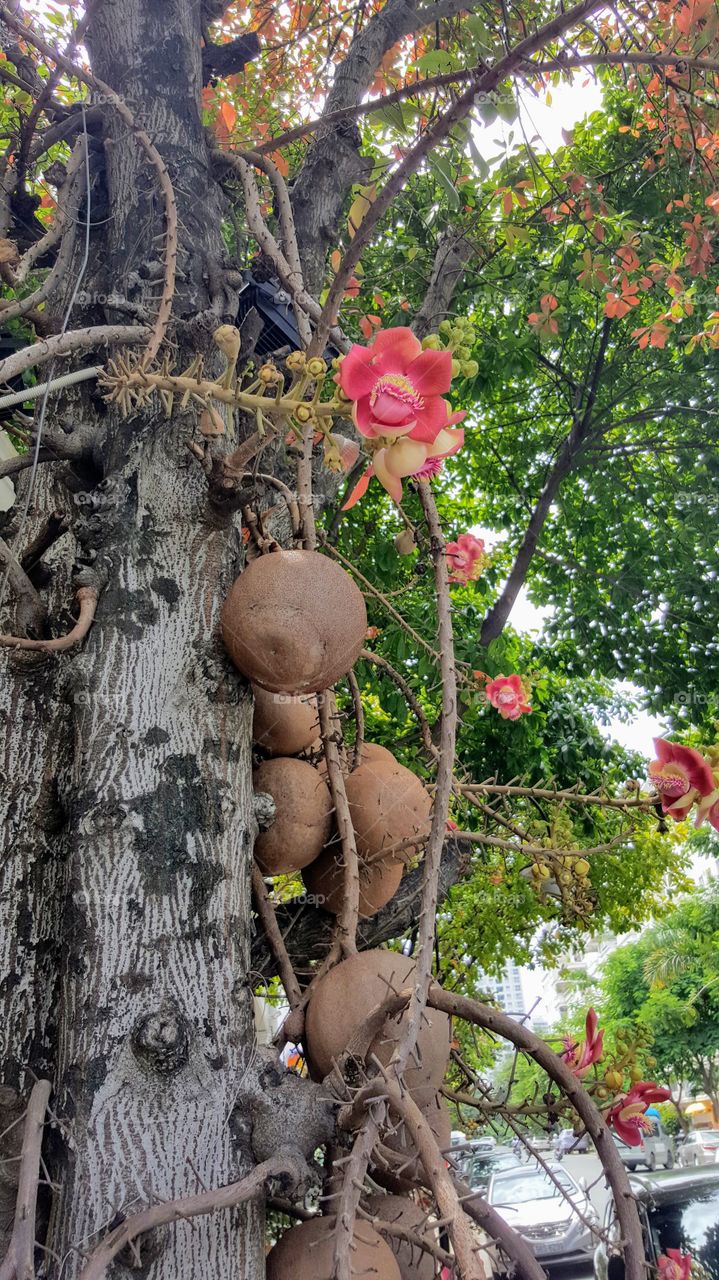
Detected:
left=12, top=139, right=85, bottom=288
left=251, top=865, right=303, bottom=1010
left=315, top=0, right=608, bottom=343
left=0, top=585, right=98, bottom=652
left=0, top=324, right=148, bottom=385
left=426, top=986, right=645, bottom=1280
left=0, top=6, right=177, bottom=364
left=77, top=1150, right=309, bottom=1280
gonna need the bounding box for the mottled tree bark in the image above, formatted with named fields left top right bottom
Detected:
left=0, top=1, right=264, bottom=1275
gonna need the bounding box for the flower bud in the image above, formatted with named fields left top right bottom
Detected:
left=394, top=528, right=416, bottom=555
left=421, top=334, right=443, bottom=350
left=307, top=357, right=326, bottom=377
left=286, top=350, right=306, bottom=371
left=295, top=404, right=312, bottom=423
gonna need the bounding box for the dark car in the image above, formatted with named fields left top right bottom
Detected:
left=594, top=1167, right=719, bottom=1280
left=449, top=1142, right=520, bottom=1194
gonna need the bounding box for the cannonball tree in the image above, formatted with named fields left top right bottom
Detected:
left=0, top=1, right=717, bottom=1277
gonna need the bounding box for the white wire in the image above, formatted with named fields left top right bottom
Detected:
left=0, top=365, right=101, bottom=412
left=0, top=104, right=92, bottom=612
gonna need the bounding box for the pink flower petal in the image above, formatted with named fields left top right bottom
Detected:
left=341, top=466, right=373, bottom=510
left=339, top=346, right=379, bottom=399
left=352, top=396, right=380, bottom=438
left=368, top=327, right=422, bottom=372
left=405, top=348, right=453, bottom=395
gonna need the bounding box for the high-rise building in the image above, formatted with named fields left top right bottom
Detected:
left=478, top=960, right=526, bottom=1019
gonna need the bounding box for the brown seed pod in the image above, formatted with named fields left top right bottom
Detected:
left=345, top=751, right=432, bottom=865
left=373, top=1093, right=452, bottom=1191
left=304, top=950, right=451, bottom=1098
left=252, top=685, right=320, bottom=757
left=354, top=742, right=398, bottom=770
left=253, top=758, right=332, bottom=875
left=221, top=550, right=367, bottom=694
left=266, top=1216, right=401, bottom=1280
left=362, top=1194, right=439, bottom=1280
left=301, top=843, right=403, bottom=919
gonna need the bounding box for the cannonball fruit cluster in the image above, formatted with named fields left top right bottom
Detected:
left=222, top=550, right=433, bottom=914
left=222, top=552, right=449, bottom=1274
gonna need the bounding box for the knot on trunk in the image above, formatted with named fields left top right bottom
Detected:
left=131, top=1001, right=190, bottom=1075
left=253, top=790, right=276, bottom=831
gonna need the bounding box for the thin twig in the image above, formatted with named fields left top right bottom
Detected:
left=347, top=669, right=365, bottom=771
left=0, top=7, right=177, bottom=365
left=251, top=865, right=303, bottom=1010
left=0, top=1079, right=52, bottom=1280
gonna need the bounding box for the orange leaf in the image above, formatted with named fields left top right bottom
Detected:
left=220, top=101, right=237, bottom=133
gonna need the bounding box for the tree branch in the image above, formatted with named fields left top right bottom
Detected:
left=427, top=987, right=645, bottom=1280
left=77, top=1151, right=309, bottom=1280
left=0, top=1079, right=51, bottom=1280
left=478, top=318, right=613, bottom=647
left=0, top=325, right=148, bottom=386
left=250, top=836, right=472, bottom=980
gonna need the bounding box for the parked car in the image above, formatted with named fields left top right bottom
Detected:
left=487, top=1161, right=599, bottom=1266
left=678, top=1128, right=719, bottom=1166
left=450, top=1142, right=519, bottom=1193
left=555, top=1127, right=592, bottom=1157
left=594, top=1166, right=719, bottom=1280
left=612, top=1114, right=675, bottom=1171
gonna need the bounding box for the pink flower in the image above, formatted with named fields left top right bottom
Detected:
left=648, top=738, right=714, bottom=822
left=561, top=1008, right=604, bottom=1078
left=606, top=1082, right=671, bottom=1146
left=485, top=674, right=532, bottom=721
left=342, top=426, right=464, bottom=508
left=446, top=533, right=486, bottom=584
left=658, top=1251, right=693, bottom=1280
left=337, top=327, right=465, bottom=443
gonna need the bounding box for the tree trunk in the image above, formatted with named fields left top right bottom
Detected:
left=0, top=2, right=266, bottom=1275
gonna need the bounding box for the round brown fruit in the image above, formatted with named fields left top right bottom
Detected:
left=373, top=1093, right=451, bottom=1190
left=354, top=742, right=398, bottom=769
left=221, top=550, right=367, bottom=694
left=266, top=1216, right=400, bottom=1280
left=252, top=685, right=319, bottom=757
left=345, top=752, right=432, bottom=865
left=253, top=758, right=332, bottom=875
left=301, top=843, right=403, bottom=919
left=304, top=950, right=451, bottom=1097
left=363, top=1195, right=438, bottom=1280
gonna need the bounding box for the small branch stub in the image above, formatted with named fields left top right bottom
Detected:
left=131, top=1003, right=190, bottom=1076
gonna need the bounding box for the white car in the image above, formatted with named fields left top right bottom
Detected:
left=488, top=1162, right=599, bottom=1267
left=678, top=1129, right=719, bottom=1166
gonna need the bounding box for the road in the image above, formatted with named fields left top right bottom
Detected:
left=549, top=1152, right=608, bottom=1280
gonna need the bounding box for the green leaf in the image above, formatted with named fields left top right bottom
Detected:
left=428, top=153, right=460, bottom=210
